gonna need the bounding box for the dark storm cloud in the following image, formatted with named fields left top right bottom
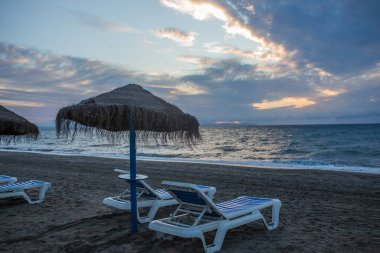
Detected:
left=237, top=0, right=380, bottom=75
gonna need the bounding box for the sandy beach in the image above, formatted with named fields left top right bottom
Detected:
left=0, top=151, right=379, bottom=252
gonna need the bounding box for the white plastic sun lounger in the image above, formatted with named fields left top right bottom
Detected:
left=0, top=175, right=17, bottom=184
left=103, top=169, right=216, bottom=223
left=149, top=181, right=281, bottom=253
left=0, top=180, right=51, bottom=204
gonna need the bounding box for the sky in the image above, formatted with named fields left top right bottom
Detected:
left=0, top=0, right=379, bottom=126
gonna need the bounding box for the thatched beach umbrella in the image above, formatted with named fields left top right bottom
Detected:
left=56, top=84, right=200, bottom=232
left=0, top=105, right=39, bottom=143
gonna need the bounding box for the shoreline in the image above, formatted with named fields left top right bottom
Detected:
left=1, top=149, right=379, bottom=175
left=1, top=151, right=380, bottom=252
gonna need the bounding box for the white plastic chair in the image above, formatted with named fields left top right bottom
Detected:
left=149, top=181, right=281, bottom=253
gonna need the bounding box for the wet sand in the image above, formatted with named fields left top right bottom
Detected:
left=0, top=151, right=379, bottom=252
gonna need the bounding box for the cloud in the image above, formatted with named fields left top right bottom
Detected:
left=147, top=82, right=207, bottom=95
left=161, top=0, right=227, bottom=21
left=154, top=27, right=196, bottom=46
left=203, top=42, right=300, bottom=78
left=1, top=42, right=379, bottom=125
left=176, top=55, right=216, bottom=66
left=162, top=0, right=380, bottom=76
left=316, top=88, right=345, bottom=97
left=160, top=0, right=260, bottom=41
left=160, top=0, right=296, bottom=68
left=69, top=10, right=135, bottom=33
left=0, top=99, right=45, bottom=107
left=214, top=120, right=240, bottom=125
left=171, top=82, right=207, bottom=95
left=246, top=5, right=255, bottom=13
left=0, top=43, right=175, bottom=124
left=242, top=1, right=380, bottom=75
left=176, top=50, right=379, bottom=123
left=202, top=59, right=257, bottom=81
left=204, top=42, right=258, bottom=60
left=252, top=97, right=316, bottom=110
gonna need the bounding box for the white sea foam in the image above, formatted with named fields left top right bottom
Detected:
left=2, top=149, right=380, bottom=175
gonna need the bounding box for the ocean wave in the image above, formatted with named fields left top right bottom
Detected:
left=144, top=157, right=380, bottom=174
left=137, top=152, right=191, bottom=159
left=30, top=148, right=55, bottom=152
left=2, top=124, right=379, bottom=174
left=1, top=149, right=379, bottom=174
left=218, top=146, right=242, bottom=152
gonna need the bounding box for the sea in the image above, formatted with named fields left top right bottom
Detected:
left=1, top=124, right=380, bottom=174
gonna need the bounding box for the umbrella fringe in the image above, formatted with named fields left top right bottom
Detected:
left=56, top=105, right=201, bottom=146
left=0, top=134, right=38, bottom=144
left=0, top=121, right=39, bottom=144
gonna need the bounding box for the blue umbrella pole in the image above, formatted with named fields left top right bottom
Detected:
left=130, top=116, right=138, bottom=233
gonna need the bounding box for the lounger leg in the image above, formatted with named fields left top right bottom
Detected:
left=137, top=209, right=150, bottom=223
left=20, top=191, right=33, bottom=204
left=144, top=202, right=160, bottom=223
left=135, top=201, right=159, bottom=223
left=136, top=207, right=143, bottom=223
left=192, top=231, right=208, bottom=253
left=28, top=184, right=50, bottom=204
left=0, top=190, right=32, bottom=203
left=155, top=231, right=174, bottom=240
left=262, top=199, right=281, bottom=230
left=155, top=232, right=164, bottom=239
left=208, top=213, right=264, bottom=253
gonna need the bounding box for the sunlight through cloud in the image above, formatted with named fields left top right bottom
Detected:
left=252, top=97, right=316, bottom=110
left=147, top=82, right=207, bottom=95
left=0, top=99, right=45, bottom=107
left=214, top=120, right=240, bottom=125
left=316, top=88, right=345, bottom=97
left=161, top=0, right=295, bottom=68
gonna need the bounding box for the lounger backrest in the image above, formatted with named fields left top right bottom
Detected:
left=139, top=181, right=162, bottom=198
left=169, top=189, right=206, bottom=205
left=124, top=180, right=162, bottom=199
left=162, top=181, right=226, bottom=219
left=114, top=170, right=161, bottom=199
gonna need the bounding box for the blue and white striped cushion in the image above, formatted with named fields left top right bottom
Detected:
left=0, top=180, right=45, bottom=192
left=0, top=175, right=15, bottom=183
left=155, top=189, right=173, bottom=200
left=0, top=175, right=12, bottom=180
left=216, top=196, right=272, bottom=215
left=196, top=185, right=211, bottom=189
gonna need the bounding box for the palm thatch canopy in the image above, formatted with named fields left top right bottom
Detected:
left=0, top=105, right=39, bottom=143
left=56, top=84, right=201, bottom=145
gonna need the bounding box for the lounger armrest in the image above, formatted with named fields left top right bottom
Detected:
left=114, top=168, right=129, bottom=174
